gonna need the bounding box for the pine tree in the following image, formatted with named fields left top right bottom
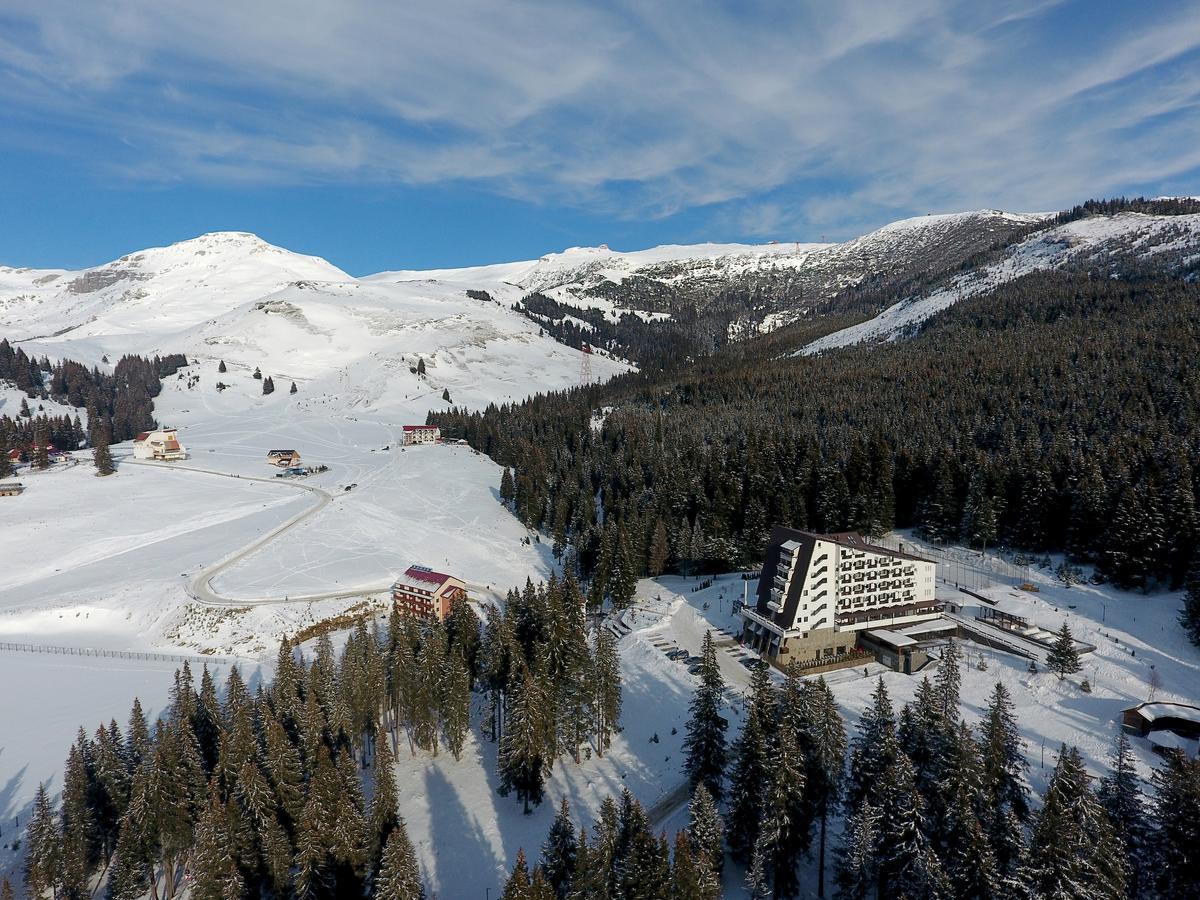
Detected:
left=262, top=376, right=275, bottom=395
left=847, top=678, right=896, bottom=812
left=876, top=753, right=951, bottom=900
left=683, top=632, right=728, bottom=802
left=218, top=360, right=227, bottom=373
left=499, top=666, right=551, bottom=814
left=728, top=663, right=776, bottom=862
left=648, top=519, right=670, bottom=576
left=190, top=788, right=245, bottom=900
left=253, top=366, right=262, bottom=380
left=0, top=430, right=11, bottom=478
left=1022, top=745, right=1125, bottom=900
left=1179, top=553, right=1200, bottom=647
left=442, top=646, right=472, bottom=761
left=375, top=823, right=426, bottom=900
left=1046, top=621, right=1082, bottom=680
left=754, top=725, right=809, bottom=899
left=789, top=674, right=846, bottom=899
left=442, top=388, right=451, bottom=402
left=540, top=798, right=578, bottom=900
left=591, top=628, right=621, bottom=757
left=687, top=783, right=724, bottom=877
left=1097, top=731, right=1147, bottom=898
left=935, top=638, right=962, bottom=718
left=669, top=830, right=719, bottom=900
left=504, top=848, right=533, bottom=900
left=833, top=801, right=880, bottom=900
left=1148, top=749, right=1200, bottom=898
left=416, top=358, right=426, bottom=377
left=501, top=467, right=516, bottom=505
left=290, top=381, right=298, bottom=394
left=23, top=782, right=61, bottom=899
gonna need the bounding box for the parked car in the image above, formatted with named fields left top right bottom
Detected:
left=666, top=648, right=688, bottom=660
left=740, top=657, right=767, bottom=671
left=685, top=655, right=703, bottom=666
left=687, top=664, right=703, bottom=676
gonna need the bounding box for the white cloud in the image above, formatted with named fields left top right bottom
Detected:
left=1, top=0, right=1198, bottom=235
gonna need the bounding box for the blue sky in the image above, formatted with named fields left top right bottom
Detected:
left=2, top=0, right=1199, bottom=275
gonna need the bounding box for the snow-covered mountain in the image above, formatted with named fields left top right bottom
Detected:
left=802, top=211, right=1200, bottom=354
left=5, top=205, right=1199, bottom=418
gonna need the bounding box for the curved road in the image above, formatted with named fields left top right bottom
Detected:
left=122, top=457, right=512, bottom=610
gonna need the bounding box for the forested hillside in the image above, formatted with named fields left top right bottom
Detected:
left=432, top=261, right=1200, bottom=600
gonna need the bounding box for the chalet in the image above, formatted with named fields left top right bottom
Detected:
left=266, top=449, right=302, bottom=468
left=0, top=482, right=24, bottom=497
left=741, top=527, right=939, bottom=663
left=1123, top=702, right=1200, bottom=757
left=132, top=429, right=187, bottom=461
left=391, top=565, right=467, bottom=621
left=7, top=444, right=57, bottom=463
left=402, top=425, right=440, bottom=445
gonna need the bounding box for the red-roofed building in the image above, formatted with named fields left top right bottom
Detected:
left=402, top=425, right=441, bottom=445
left=133, top=428, right=187, bottom=461
left=392, top=565, right=467, bottom=621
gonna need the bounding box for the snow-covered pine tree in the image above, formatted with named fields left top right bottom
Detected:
left=189, top=787, right=245, bottom=900
left=728, top=662, right=777, bottom=862
left=375, top=822, right=426, bottom=900
left=687, top=783, right=725, bottom=877
left=846, top=678, right=897, bottom=812
left=669, top=829, right=720, bottom=900
left=368, top=719, right=401, bottom=878
left=1179, top=553, right=1200, bottom=647
left=218, top=360, right=227, bottom=373
left=499, top=666, right=551, bottom=814
left=539, top=798, right=578, bottom=900
left=936, top=638, right=962, bottom=718
left=753, top=724, right=809, bottom=899
left=684, top=631, right=728, bottom=803
left=832, top=798, right=880, bottom=900
left=442, top=644, right=472, bottom=761
left=500, top=467, right=516, bottom=505
left=23, top=782, right=61, bottom=899
left=1046, top=621, right=1082, bottom=680
left=1022, top=744, right=1125, bottom=900
left=591, top=627, right=621, bottom=757
left=504, top=848, right=533, bottom=900
left=1096, top=731, right=1147, bottom=898
left=1148, top=748, right=1200, bottom=898
left=290, top=380, right=298, bottom=394
left=875, top=753, right=951, bottom=900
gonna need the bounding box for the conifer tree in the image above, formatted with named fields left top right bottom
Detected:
left=369, top=721, right=401, bottom=878
left=847, top=678, right=897, bottom=812
left=375, top=821, right=426, bottom=900
left=833, top=802, right=880, bottom=900
left=728, top=663, right=776, bottom=862
left=754, top=725, right=809, bottom=899
left=23, top=782, right=61, bottom=900
left=218, top=360, right=227, bottom=373
left=262, top=375, right=275, bottom=395
left=789, top=674, right=846, bottom=899
left=499, top=666, right=551, bottom=814
left=670, top=830, right=719, bottom=900
left=92, top=429, right=115, bottom=475
left=190, top=788, right=245, bottom=900
left=1147, top=749, right=1200, bottom=898
left=540, top=798, right=578, bottom=900
left=442, top=646, right=472, bottom=761
left=648, top=519, right=670, bottom=576
left=935, top=638, right=962, bottom=718
left=500, top=467, right=516, bottom=505
left=876, top=753, right=951, bottom=900
left=683, top=632, right=728, bottom=802
left=290, top=381, right=298, bottom=394
left=687, top=783, right=724, bottom=877
left=1179, top=554, right=1200, bottom=647
left=1022, top=745, right=1125, bottom=900
left=1046, top=621, right=1082, bottom=679
left=1097, top=731, right=1147, bottom=898
left=504, top=848, right=533, bottom=900
left=591, top=628, right=621, bottom=757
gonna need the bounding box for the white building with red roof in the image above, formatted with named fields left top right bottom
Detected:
left=402, top=424, right=440, bottom=445
left=392, top=565, right=467, bottom=621
left=132, top=428, right=187, bottom=461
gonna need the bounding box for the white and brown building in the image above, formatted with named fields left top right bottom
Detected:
left=402, top=425, right=440, bottom=445
left=392, top=565, right=467, bottom=621
left=132, top=429, right=187, bottom=461
left=266, top=449, right=302, bottom=468
left=741, top=527, right=939, bottom=662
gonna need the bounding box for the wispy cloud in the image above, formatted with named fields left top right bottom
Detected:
left=1, top=0, right=1198, bottom=238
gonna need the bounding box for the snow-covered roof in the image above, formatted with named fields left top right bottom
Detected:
left=865, top=628, right=918, bottom=648
left=1131, top=702, right=1200, bottom=725
left=402, top=425, right=439, bottom=432
left=393, top=565, right=458, bottom=593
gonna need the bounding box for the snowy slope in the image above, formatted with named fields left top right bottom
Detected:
left=803, top=212, right=1200, bottom=354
